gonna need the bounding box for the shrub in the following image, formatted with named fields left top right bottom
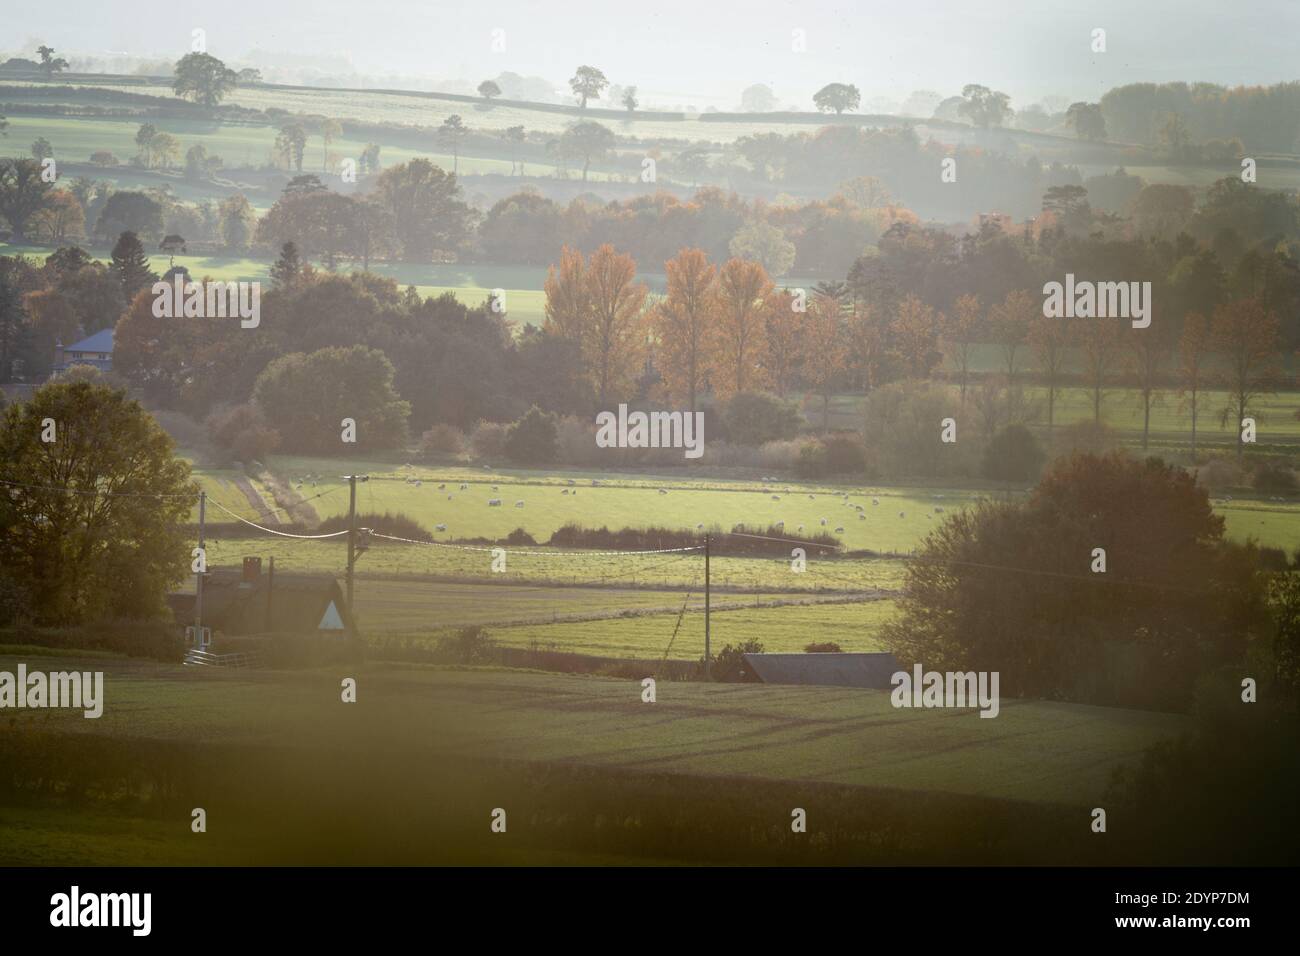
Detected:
left=724, top=391, right=803, bottom=446
left=470, top=421, right=509, bottom=460
left=206, top=403, right=280, bottom=464
left=1053, top=420, right=1117, bottom=458
left=0, top=621, right=183, bottom=661
left=504, top=527, right=537, bottom=545
left=435, top=625, right=497, bottom=664
left=795, top=441, right=827, bottom=478
left=982, top=424, right=1046, bottom=482
left=317, top=511, right=431, bottom=541
left=711, top=639, right=765, bottom=682
left=555, top=415, right=602, bottom=466
left=503, top=405, right=558, bottom=464
left=1254, top=462, right=1297, bottom=494
left=805, top=641, right=843, bottom=653
left=1195, top=457, right=1245, bottom=492
left=823, top=433, right=868, bottom=475
left=89, top=150, right=119, bottom=166
left=419, top=423, right=465, bottom=458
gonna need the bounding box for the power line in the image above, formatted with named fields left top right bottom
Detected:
left=365, top=530, right=704, bottom=557
left=0, top=478, right=196, bottom=499
left=206, top=498, right=350, bottom=539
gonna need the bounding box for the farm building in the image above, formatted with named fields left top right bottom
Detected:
left=743, top=652, right=900, bottom=689
left=167, top=559, right=356, bottom=640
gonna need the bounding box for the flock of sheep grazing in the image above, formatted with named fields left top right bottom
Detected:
left=379, top=468, right=955, bottom=541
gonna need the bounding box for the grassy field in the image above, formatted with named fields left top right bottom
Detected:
left=2, top=652, right=1185, bottom=807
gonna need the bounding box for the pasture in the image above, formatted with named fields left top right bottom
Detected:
left=3, top=652, right=1186, bottom=807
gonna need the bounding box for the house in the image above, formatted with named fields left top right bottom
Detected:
left=167, top=558, right=356, bottom=641
left=54, top=329, right=114, bottom=374
left=742, top=652, right=901, bottom=689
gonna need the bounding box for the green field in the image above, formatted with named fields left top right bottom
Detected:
left=4, top=652, right=1185, bottom=807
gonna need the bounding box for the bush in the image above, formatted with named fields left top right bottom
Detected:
left=1053, top=420, right=1117, bottom=458
left=419, top=423, right=465, bottom=458
left=982, top=424, right=1046, bottom=482
left=1254, top=462, right=1297, bottom=494
left=89, top=150, right=119, bottom=166
left=470, top=421, right=509, bottom=460
left=434, top=625, right=497, bottom=664
left=503, top=405, right=558, bottom=464
left=1195, top=457, right=1245, bottom=492
left=805, top=641, right=843, bottom=653
left=0, top=621, right=183, bottom=661
left=823, top=433, right=868, bottom=475
left=317, top=511, right=431, bottom=541
left=724, top=391, right=803, bottom=446
left=794, top=441, right=828, bottom=478
left=555, top=415, right=602, bottom=466
left=206, top=403, right=280, bottom=464
left=711, top=639, right=765, bottom=682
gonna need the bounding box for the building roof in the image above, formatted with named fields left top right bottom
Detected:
left=167, top=570, right=356, bottom=637
left=66, top=328, right=114, bottom=354
left=742, top=652, right=900, bottom=689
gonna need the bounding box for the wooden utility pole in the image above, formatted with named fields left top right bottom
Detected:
left=194, top=490, right=206, bottom=647
left=704, top=532, right=711, bottom=681
left=344, top=475, right=368, bottom=613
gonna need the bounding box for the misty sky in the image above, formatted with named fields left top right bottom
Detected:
left=5, top=0, right=1298, bottom=107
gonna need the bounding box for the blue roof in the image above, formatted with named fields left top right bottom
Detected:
left=67, top=328, right=114, bottom=353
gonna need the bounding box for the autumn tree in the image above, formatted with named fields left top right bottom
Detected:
left=763, top=290, right=804, bottom=398
left=1178, top=312, right=1211, bottom=459
left=371, top=159, right=472, bottom=261
left=802, top=294, right=849, bottom=431
left=652, top=248, right=715, bottom=412
left=1212, top=297, right=1280, bottom=460
left=944, top=294, right=981, bottom=404
left=320, top=118, right=343, bottom=172
left=276, top=122, right=307, bottom=172
left=1127, top=318, right=1174, bottom=450
left=1075, top=316, right=1125, bottom=423
left=1028, top=313, right=1070, bottom=430
left=708, top=258, right=773, bottom=398
left=989, top=289, right=1035, bottom=384
left=892, top=294, right=941, bottom=378
left=544, top=245, right=646, bottom=406
left=845, top=302, right=891, bottom=393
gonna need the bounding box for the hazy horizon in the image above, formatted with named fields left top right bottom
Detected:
left=5, top=0, right=1299, bottom=110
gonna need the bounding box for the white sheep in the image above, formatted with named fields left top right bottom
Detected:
left=696, top=523, right=704, bottom=530
left=808, top=494, right=815, bottom=500
left=447, top=494, right=453, bottom=500
left=820, top=518, right=827, bottom=526
left=872, top=498, right=879, bottom=506
left=797, top=524, right=804, bottom=532
left=658, top=489, right=668, bottom=495
left=561, top=489, right=569, bottom=495
left=515, top=500, right=524, bottom=508
left=835, top=526, right=844, bottom=533
left=567, top=479, right=576, bottom=486
left=438, top=483, right=446, bottom=490
left=488, top=499, right=502, bottom=506
left=492, top=485, right=499, bottom=491
left=771, top=495, right=780, bottom=501
left=435, top=523, right=447, bottom=532
left=459, top=483, right=468, bottom=491
left=415, top=480, right=422, bottom=487
left=898, top=511, right=905, bottom=518
left=775, top=521, right=785, bottom=529
left=934, top=506, right=944, bottom=513
left=858, top=513, right=866, bottom=520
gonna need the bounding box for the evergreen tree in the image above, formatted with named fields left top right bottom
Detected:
left=270, top=241, right=303, bottom=287
left=110, top=231, right=157, bottom=300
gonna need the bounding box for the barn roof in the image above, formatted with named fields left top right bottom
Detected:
left=168, top=570, right=355, bottom=637
left=742, top=652, right=900, bottom=689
